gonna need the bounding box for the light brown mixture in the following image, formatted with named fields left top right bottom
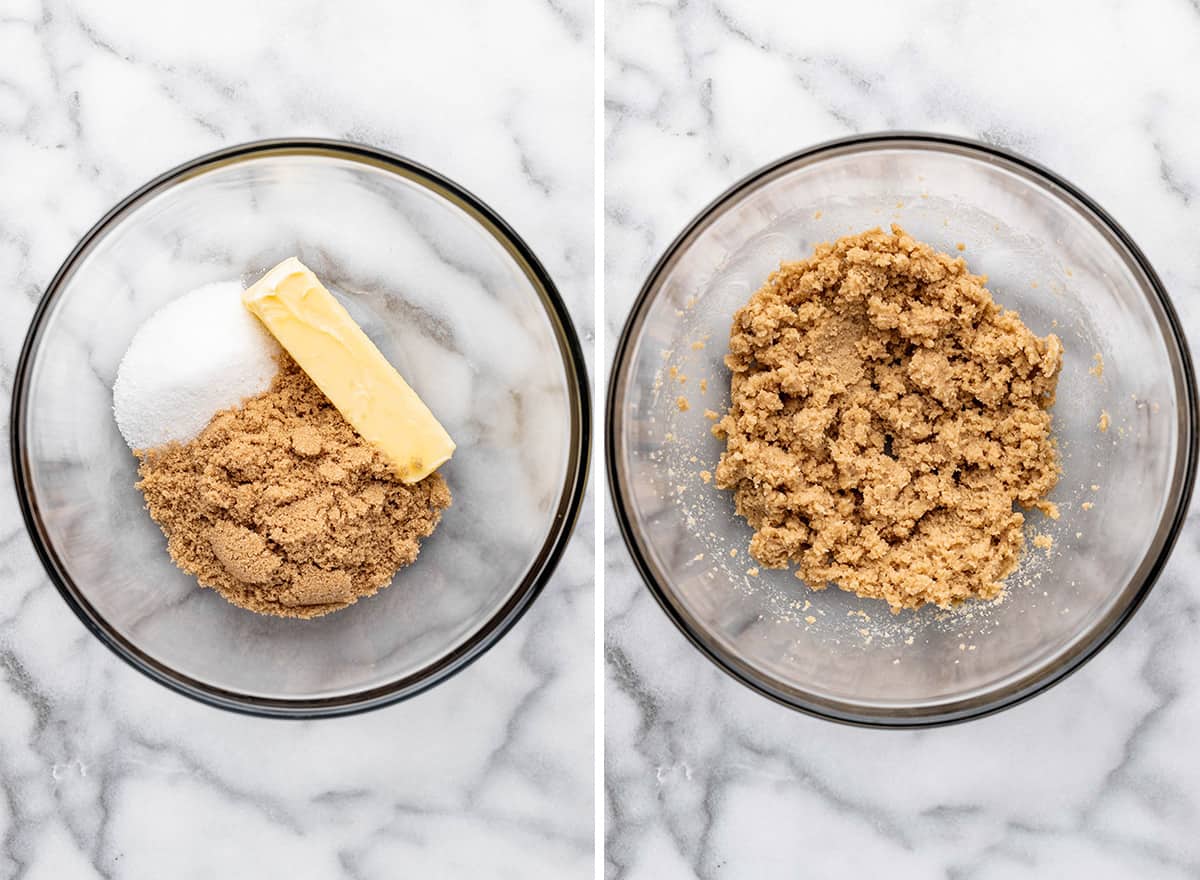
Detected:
left=713, top=226, right=1062, bottom=611
left=137, top=357, right=451, bottom=618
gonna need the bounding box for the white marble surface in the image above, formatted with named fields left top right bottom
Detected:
left=606, top=1, right=1200, bottom=877
left=0, top=0, right=593, bottom=877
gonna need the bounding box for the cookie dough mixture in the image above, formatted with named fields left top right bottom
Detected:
left=137, top=356, right=451, bottom=618
left=713, top=226, right=1062, bottom=611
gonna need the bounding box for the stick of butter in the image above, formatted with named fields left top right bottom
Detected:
left=242, top=257, right=455, bottom=483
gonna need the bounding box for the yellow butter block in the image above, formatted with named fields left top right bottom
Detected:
left=243, top=257, right=455, bottom=483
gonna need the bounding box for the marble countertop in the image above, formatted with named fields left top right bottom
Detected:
left=8, top=0, right=1200, bottom=876
left=0, top=0, right=593, bottom=877
left=605, top=1, right=1200, bottom=878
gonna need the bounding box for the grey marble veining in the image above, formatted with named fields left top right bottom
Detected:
left=606, top=1, right=1200, bottom=877
left=0, top=0, right=593, bottom=877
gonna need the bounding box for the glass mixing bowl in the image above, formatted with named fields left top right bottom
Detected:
left=608, top=133, right=1197, bottom=727
left=12, top=140, right=589, bottom=717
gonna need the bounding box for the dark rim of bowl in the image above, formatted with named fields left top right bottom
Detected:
left=607, top=131, right=1199, bottom=728
left=11, top=138, right=591, bottom=719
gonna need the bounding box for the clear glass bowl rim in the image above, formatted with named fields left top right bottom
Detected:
left=10, top=138, right=592, bottom=719
left=606, top=131, right=1198, bottom=728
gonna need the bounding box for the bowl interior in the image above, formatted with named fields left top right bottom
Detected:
left=612, top=139, right=1194, bottom=722
left=17, top=146, right=583, bottom=705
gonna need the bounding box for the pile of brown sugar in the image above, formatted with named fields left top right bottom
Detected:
left=137, top=356, right=451, bottom=619
left=712, top=226, right=1062, bottom=612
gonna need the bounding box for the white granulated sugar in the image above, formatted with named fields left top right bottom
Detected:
left=113, top=281, right=280, bottom=450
